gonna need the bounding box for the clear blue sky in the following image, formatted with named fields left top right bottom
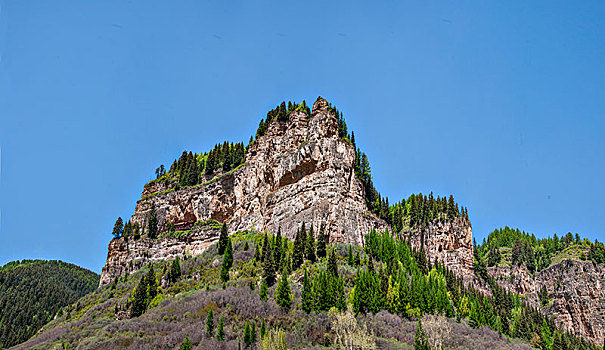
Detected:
left=1, top=1, right=604, bottom=273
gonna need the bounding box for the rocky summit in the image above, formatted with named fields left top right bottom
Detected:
left=101, top=97, right=474, bottom=286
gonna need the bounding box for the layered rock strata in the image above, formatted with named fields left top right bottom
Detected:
left=489, top=259, right=605, bottom=345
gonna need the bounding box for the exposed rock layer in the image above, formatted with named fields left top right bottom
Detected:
left=489, top=260, right=605, bottom=345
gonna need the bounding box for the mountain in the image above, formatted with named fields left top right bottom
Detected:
left=475, top=227, right=605, bottom=345
left=11, top=97, right=603, bottom=349
left=0, top=260, right=99, bottom=348
left=100, top=97, right=473, bottom=287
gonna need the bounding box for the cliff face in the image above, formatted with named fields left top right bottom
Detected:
left=403, top=217, right=474, bottom=281
left=130, top=97, right=386, bottom=244
left=489, top=260, right=605, bottom=345
left=99, top=225, right=220, bottom=286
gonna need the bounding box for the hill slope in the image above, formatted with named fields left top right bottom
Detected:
left=16, top=230, right=546, bottom=350
left=0, top=260, right=99, bottom=348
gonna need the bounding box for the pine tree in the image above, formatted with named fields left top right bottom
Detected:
left=275, top=268, right=292, bottom=310
left=305, top=225, right=316, bottom=262
left=262, top=241, right=276, bottom=286
left=130, top=275, right=149, bottom=317
left=259, top=279, right=268, bottom=301
left=218, top=223, right=229, bottom=255
left=260, top=318, right=266, bottom=339
left=217, top=316, right=225, bottom=341
left=169, top=257, right=181, bottom=283
left=243, top=321, right=251, bottom=346
left=414, top=319, right=431, bottom=350
left=147, top=205, right=158, bottom=239
left=179, top=334, right=192, bottom=350
left=292, top=224, right=305, bottom=269
left=206, top=309, right=214, bottom=338
left=112, top=217, right=124, bottom=238
left=251, top=321, right=257, bottom=343
left=327, top=249, right=338, bottom=276
left=146, top=265, right=157, bottom=301
left=301, top=267, right=312, bottom=313
left=316, top=223, right=327, bottom=259
left=347, top=245, right=353, bottom=265
left=274, top=227, right=283, bottom=267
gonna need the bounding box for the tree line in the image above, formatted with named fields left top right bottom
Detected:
left=476, top=226, right=605, bottom=273
left=255, top=100, right=311, bottom=138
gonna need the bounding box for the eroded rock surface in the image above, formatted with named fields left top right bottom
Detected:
left=489, top=260, right=605, bottom=344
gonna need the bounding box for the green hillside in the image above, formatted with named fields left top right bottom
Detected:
left=15, top=226, right=596, bottom=350
left=0, top=260, right=99, bottom=348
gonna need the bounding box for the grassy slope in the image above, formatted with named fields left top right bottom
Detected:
left=15, top=232, right=534, bottom=350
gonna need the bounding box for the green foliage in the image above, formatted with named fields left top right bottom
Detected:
left=262, top=237, right=276, bottom=286
left=169, top=257, right=181, bottom=283
left=292, top=224, right=306, bottom=270
left=259, top=279, right=268, bottom=301
left=275, top=268, right=292, bottom=310
left=0, top=260, right=99, bottom=348
left=301, top=267, right=312, bottom=313
left=221, top=238, right=234, bottom=282
left=147, top=205, right=158, bottom=239
left=327, top=248, right=338, bottom=276
left=316, top=223, right=328, bottom=259
left=217, top=315, right=225, bottom=341
left=112, top=217, right=123, bottom=238
left=130, top=265, right=158, bottom=317
left=255, top=100, right=310, bottom=139
left=206, top=308, right=214, bottom=338
left=179, top=334, right=192, bottom=350
left=305, top=225, right=316, bottom=263
left=218, top=223, right=229, bottom=255
left=414, top=319, right=431, bottom=350
left=477, top=226, right=603, bottom=272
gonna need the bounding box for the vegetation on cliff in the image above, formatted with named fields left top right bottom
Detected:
left=475, top=226, right=605, bottom=273
left=0, top=260, right=99, bottom=348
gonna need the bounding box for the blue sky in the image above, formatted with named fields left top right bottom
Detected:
left=1, top=1, right=604, bottom=273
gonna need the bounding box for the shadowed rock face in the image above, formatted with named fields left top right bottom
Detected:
left=489, top=259, right=605, bottom=345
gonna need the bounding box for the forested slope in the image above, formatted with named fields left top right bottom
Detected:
left=0, top=260, right=99, bottom=348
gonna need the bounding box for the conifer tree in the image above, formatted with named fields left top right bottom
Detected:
left=251, top=321, right=257, bottom=343
left=327, top=248, right=338, bottom=276
left=112, top=217, right=124, bottom=238
left=179, top=334, right=192, bottom=350
left=274, top=227, right=283, bottom=267
left=414, top=319, right=431, bottom=350
left=301, top=267, right=312, bottom=313
left=243, top=321, right=251, bottom=346
left=263, top=240, right=276, bottom=286
left=147, top=205, right=158, bottom=239
left=347, top=245, right=353, bottom=265
left=217, top=315, right=225, bottom=341
left=218, top=223, right=229, bottom=255
left=292, top=226, right=305, bottom=269
left=259, top=279, right=268, bottom=301
left=260, top=318, right=266, bottom=339
left=275, top=268, right=292, bottom=310
left=130, top=275, right=148, bottom=317
left=221, top=238, right=233, bottom=282
left=316, top=223, right=327, bottom=259
left=146, top=265, right=158, bottom=301
left=169, top=257, right=181, bottom=283
left=306, top=225, right=316, bottom=262
left=206, top=309, right=214, bottom=338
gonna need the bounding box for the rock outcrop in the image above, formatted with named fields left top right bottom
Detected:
left=99, top=225, right=220, bottom=286
left=489, top=259, right=605, bottom=345
left=403, top=217, right=474, bottom=281
left=130, top=97, right=386, bottom=244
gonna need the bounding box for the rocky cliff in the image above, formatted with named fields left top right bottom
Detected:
left=489, top=259, right=605, bottom=345
left=100, top=97, right=476, bottom=288
left=403, top=217, right=474, bottom=281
